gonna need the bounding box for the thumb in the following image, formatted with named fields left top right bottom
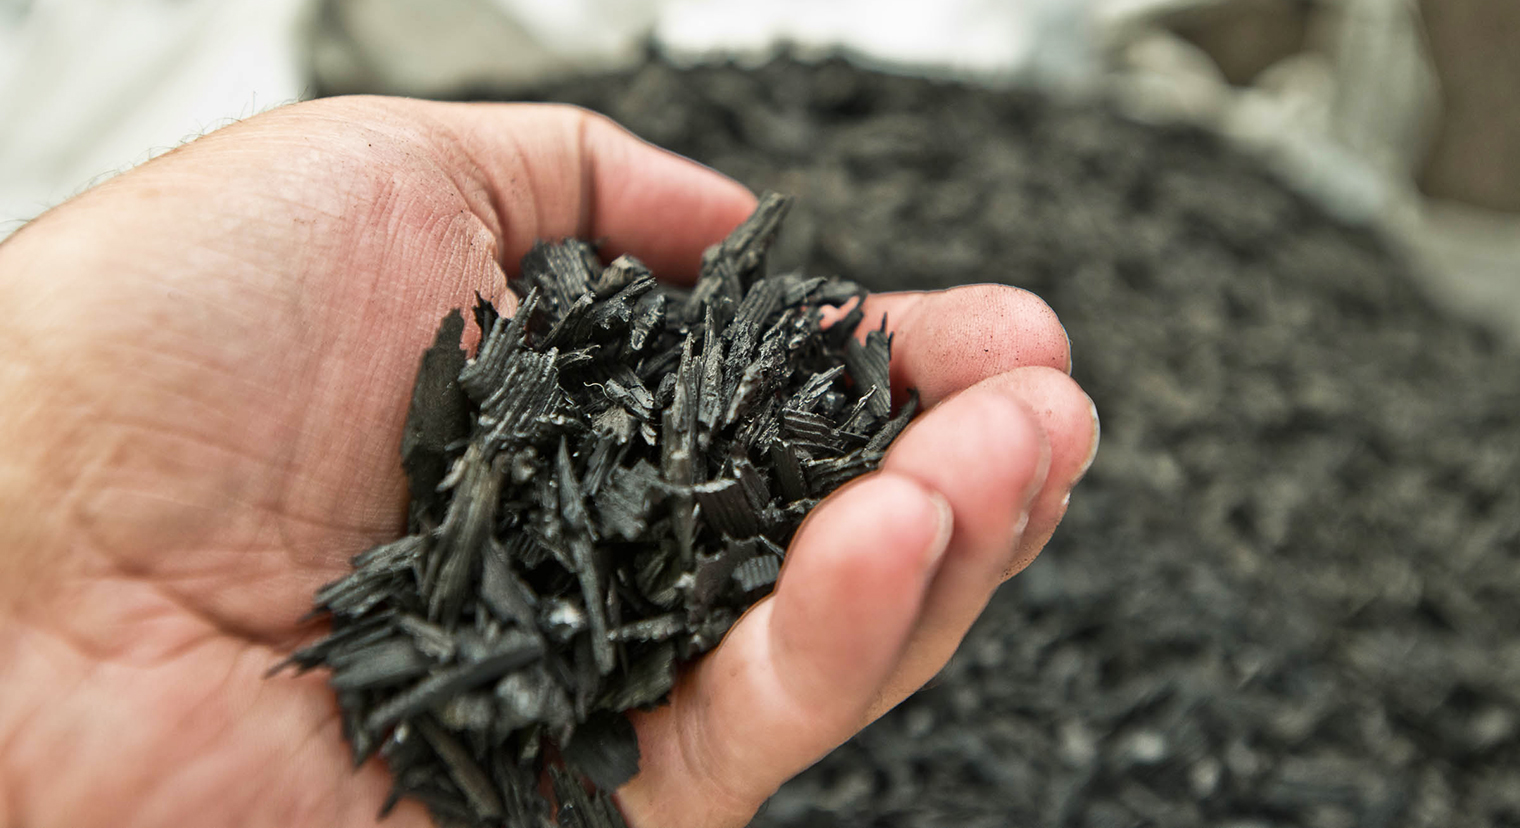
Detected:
left=619, top=473, right=953, bottom=828
left=396, top=99, right=758, bottom=279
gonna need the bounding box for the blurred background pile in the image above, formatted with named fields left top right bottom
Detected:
left=7, top=0, right=1520, bottom=338
left=4, top=2, right=1517, bottom=826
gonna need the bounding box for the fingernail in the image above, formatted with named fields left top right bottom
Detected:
left=1064, top=325, right=1074, bottom=374
left=925, top=491, right=954, bottom=569
left=1075, top=394, right=1100, bottom=483
left=1014, top=406, right=1051, bottom=540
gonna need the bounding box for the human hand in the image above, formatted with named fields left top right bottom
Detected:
left=0, top=98, right=1096, bottom=828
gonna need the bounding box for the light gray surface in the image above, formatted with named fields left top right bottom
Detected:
left=0, top=0, right=310, bottom=235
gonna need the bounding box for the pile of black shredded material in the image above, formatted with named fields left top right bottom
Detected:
left=476, top=57, right=1519, bottom=827
left=280, top=193, right=917, bottom=827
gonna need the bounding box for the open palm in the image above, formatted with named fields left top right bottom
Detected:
left=0, top=98, right=1095, bottom=828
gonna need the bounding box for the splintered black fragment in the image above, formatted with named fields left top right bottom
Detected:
left=563, top=711, right=642, bottom=793
left=598, top=642, right=677, bottom=712
left=417, top=716, right=505, bottom=822
left=609, top=614, right=684, bottom=643
left=479, top=539, right=538, bottom=628
left=313, top=536, right=422, bottom=620
left=550, top=765, right=628, bottom=828
left=770, top=440, right=809, bottom=502
left=693, top=537, right=758, bottom=607
left=397, top=614, right=457, bottom=662
left=436, top=692, right=495, bottom=732
left=280, top=193, right=920, bottom=827
left=364, top=631, right=545, bottom=735
left=844, top=327, right=893, bottom=420
left=400, top=309, right=471, bottom=521
left=867, top=389, right=920, bottom=453
left=628, top=292, right=665, bottom=352
left=733, top=553, right=783, bottom=594
left=496, top=663, right=574, bottom=735
left=806, top=449, right=887, bottom=499
left=718, top=191, right=791, bottom=280
left=596, top=460, right=663, bottom=541
left=329, top=639, right=430, bottom=692
left=692, top=477, right=761, bottom=539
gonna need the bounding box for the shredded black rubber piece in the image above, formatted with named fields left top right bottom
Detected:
left=278, top=193, right=916, bottom=827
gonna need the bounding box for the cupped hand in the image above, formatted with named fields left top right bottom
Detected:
left=0, top=97, right=1096, bottom=828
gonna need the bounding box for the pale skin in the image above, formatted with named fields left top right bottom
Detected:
left=0, top=98, right=1097, bottom=828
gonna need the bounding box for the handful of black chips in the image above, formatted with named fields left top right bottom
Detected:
left=277, top=193, right=917, bottom=827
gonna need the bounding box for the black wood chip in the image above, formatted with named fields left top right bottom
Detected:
left=401, top=309, right=471, bottom=523
left=563, top=711, right=642, bottom=793
left=278, top=194, right=918, bottom=826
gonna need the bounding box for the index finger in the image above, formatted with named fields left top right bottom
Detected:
left=853, top=284, right=1072, bottom=407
